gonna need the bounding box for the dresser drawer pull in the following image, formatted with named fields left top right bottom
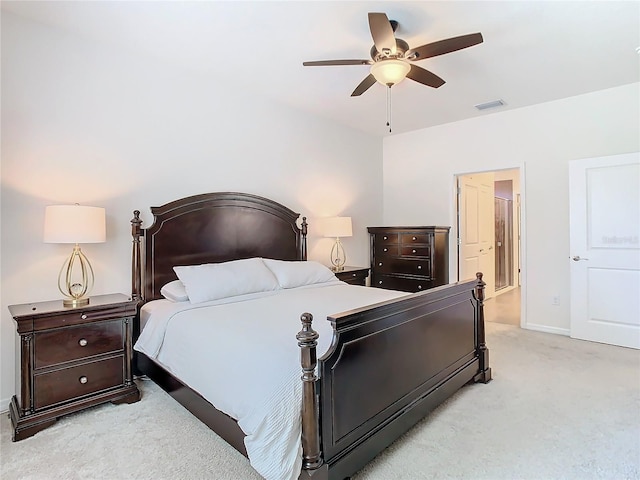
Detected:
left=78, top=338, right=88, bottom=347
left=383, top=236, right=387, bottom=240
left=412, top=249, right=416, bottom=253
left=81, top=314, right=88, bottom=320
left=417, top=265, right=422, bottom=270
left=79, top=376, right=88, bottom=384
left=412, top=236, right=417, bottom=241
left=383, top=248, right=388, bottom=252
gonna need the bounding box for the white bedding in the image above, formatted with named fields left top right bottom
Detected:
left=134, top=280, right=407, bottom=480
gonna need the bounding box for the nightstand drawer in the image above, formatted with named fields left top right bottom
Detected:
left=335, top=267, right=369, bottom=286
left=34, top=356, right=124, bottom=410
left=33, top=305, right=129, bottom=331
left=34, top=320, right=124, bottom=369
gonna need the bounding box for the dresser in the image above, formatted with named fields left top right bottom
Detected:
left=8, top=293, right=140, bottom=441
left=368, top=226, right=450, bottom=293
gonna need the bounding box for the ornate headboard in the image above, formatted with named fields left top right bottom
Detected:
left=131, top=192, right=307, bottom=303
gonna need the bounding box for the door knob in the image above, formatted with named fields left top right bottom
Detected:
left=572, top=256, right=589, bottom=261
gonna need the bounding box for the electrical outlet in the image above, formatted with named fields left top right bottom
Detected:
left=552, top=295, right=560, bottom=306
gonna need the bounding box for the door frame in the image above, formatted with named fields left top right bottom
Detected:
left=452, top=165, right=528, bottom=328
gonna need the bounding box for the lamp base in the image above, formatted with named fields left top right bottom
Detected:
left=331, top=266, right=345, bottom=273
left=63, top=297, right=90, bottom=308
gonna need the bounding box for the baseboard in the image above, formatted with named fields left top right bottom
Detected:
left=524, top=323, right=570, bottom=336
left=1, top=396, right=11, bottom=415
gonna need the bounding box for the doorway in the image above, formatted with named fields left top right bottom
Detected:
left=456, top=168, right=522, bottom=327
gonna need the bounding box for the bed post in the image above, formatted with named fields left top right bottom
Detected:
left=131, top=210, right=143, bottom=303
left=301, top=216, right=308, bottom=261
left=473, top=272, right=492, bottom=383
left=296, top=312, right=323, bottom=471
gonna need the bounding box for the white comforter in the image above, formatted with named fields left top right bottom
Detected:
left=134, top=280, right=407, bottom=480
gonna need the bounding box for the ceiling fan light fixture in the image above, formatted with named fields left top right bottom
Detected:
left=370, top=59, right=410, bottom=86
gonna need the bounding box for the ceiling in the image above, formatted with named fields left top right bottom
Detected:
left=3, top=1, right=639, bottom=137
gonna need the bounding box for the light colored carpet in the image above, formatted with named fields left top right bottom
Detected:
left=1, top=322, right=639, bottom=480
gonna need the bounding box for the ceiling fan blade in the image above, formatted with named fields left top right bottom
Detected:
left=407, top=64, right=446, bottom=88
left=351, top=74, right=377, bottom=97
left=303, top=59, right=371, bottom=66
left=368, top=12, right=397, bottom=56
left=408, top=32, right=483, bottom=60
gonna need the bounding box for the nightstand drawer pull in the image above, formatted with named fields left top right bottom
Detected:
left=81, top=314, right=88, bottom=320
left=418, top=285, right=423, bottom=290
left=383, top=236, right=387, bottom=240
left=79, top=376, right=88, bottom=384
left=352, top=273, right=357, bottom=277
left=378, top=262, right=383, bottom=266
left=378, top=280, right=383, bottom=285
left=383, top=248, right=388, bottom=252
left=78, top=338, right=88, bottom=347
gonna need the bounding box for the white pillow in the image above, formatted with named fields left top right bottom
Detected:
left=262, top=259, right=337, bottom=289
left=173, top=258, right=280, bottom=304
left=160, top=280, right=189, bottom=302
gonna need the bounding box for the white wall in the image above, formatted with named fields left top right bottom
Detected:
left=0, top=14, right=382, bottom=407
left=383, top=82, right=640, bottom=335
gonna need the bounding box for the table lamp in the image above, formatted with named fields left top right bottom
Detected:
left=44, top=204, right=106, bottom=307
left=323, top=216, right=352, bottom=272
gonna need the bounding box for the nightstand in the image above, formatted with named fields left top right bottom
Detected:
left=8, top=293, right=140, bottom=441
left=335, top=266, right=370, bottom=286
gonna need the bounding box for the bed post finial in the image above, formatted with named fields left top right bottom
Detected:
left=296, top=312, right=323, bottom=470
left=131, top=210, right=143, bottom=303
left=473, top=272, right=492, bottom=383
left=301, top=217, right=308, bottom=261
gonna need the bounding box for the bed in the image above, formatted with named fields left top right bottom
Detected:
left=130, top=192, right=492, bottom=480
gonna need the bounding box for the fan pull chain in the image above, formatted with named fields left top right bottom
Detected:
left=386, top=85, right=392, bottom=133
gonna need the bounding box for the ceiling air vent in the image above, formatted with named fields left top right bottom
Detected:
left=474, top=99, right=506, bottom=111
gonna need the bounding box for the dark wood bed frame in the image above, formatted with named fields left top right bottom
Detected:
left=131, top=192, right=491, bottom=480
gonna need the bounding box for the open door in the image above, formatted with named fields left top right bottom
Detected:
left=458, top=172, right=496, bottom=299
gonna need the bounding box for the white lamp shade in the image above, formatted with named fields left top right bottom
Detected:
left=323, top=217, right=353, bottom=238
left=370, top=59, right=411, bottom=86
left=44, top=205, right=106, bottom=244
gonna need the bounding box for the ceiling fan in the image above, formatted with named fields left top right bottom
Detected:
left=303, top=12, right=483, bottom=97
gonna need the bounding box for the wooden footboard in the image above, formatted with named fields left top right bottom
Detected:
left=298, top=273, right=491, bottom=480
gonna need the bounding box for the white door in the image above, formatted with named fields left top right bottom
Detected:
left=569, top=152, right=640, bottom=349
left=458, top=173, right=496, bottom=298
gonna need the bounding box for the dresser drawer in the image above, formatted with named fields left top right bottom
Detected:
left=400, top=245, right=431, bottom=257
left=374, top=233, right=399, bottom=245
left=400, top=233, right=432, bottom=244
left=375, top=244, right=399, bottom=257
left=373, top=258, right=432, bottom=277
left=34, top=320, right=124, bottom=369
left=33, top=356, right=124, bottom=410
left=372, top=274, right=435, bottom=293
